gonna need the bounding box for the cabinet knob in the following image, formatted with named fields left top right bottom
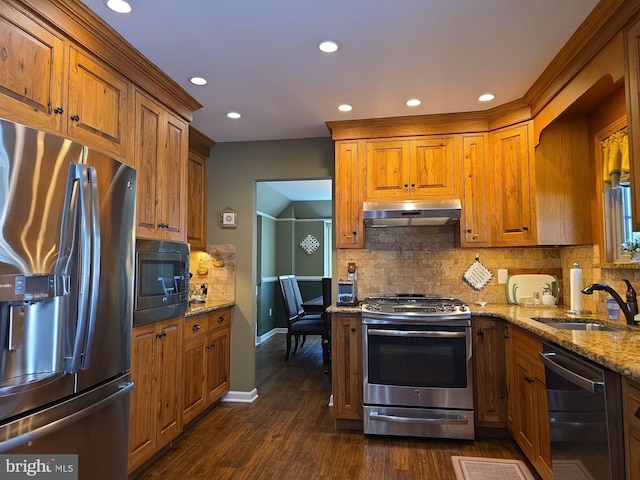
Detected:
left=476, top=328, right=484, bottom=336
left=218, top=316, right=224, bottom=323
left=522, top=226, right=529, bottom=231
left=467, top=229, right=472, bottom=233
left=350, top=327, right=356, bottom=332
left=193, top=324, right=201, bottom=331
left=411, top=183, right=415, bottom=188
left=70, top=114, right=80, bottom=122
left=634, top=407, right=640, bottom=419
left=54, top=106, right=64, bottom=114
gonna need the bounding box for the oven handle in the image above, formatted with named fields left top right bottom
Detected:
left=368, top=411, right=469, bottom=425
left=367, top=329, right=466, bottom=338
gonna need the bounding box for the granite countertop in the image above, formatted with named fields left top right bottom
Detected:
left=186, top=300, right=235, bottom=317
left=328, top=302, right=640, bottom=382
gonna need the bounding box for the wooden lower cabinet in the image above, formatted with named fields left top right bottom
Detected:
left=505, top=324, right=552, bottom=480
left=472, top=317, right=507, bottom=427
left=128, top=316, right=183, bottom=473
left=182, top=308, right=231, bottom=424
left=331, top=313, right=363, bottom=425
left=624, top=376, right=640, bottom=479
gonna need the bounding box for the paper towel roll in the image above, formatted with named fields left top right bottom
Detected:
left=570, top=263, right=583, bottom=312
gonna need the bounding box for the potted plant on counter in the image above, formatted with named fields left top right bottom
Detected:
left=621, top=238, right=640, bottom=263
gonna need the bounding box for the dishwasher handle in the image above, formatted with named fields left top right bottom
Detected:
left=539, top=351, right=604, bottom=393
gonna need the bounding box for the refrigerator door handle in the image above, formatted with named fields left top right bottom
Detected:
left=67, top=164, right=91, bottom=374
left=0, top=381, right=133, bottom=452
left=80, top=166, right=101, bottom=370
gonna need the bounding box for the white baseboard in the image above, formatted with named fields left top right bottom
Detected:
left=256, top=327, right=286, bottom=345
left=221, top=388, right=259, bottom=403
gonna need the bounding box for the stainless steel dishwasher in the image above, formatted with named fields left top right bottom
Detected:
left=539, top=343, right=624, bottom=480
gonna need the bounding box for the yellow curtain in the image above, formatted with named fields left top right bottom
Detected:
left=603, top=127, right=629, bottom=189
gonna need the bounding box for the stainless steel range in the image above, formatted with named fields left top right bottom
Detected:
left=362, top=294, right=474, bottom=439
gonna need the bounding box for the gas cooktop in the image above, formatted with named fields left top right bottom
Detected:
left=362, top=294, right=470, bottom=317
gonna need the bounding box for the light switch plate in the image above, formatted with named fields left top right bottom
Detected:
left=498, top=269, right=509, bottom=284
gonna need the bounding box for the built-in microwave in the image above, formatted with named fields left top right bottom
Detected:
left=134, top=239, right=189, bottom=325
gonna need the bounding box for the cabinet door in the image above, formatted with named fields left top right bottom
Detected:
left=206, top=327, right=230, bottom=404
left=0, top=2, right=64, bottom=131
left=625, top=18, right=640, bottom=232
left=67, top=47, right=129, bottom=158
left=331, top=314, right=363, bottom=421
left=134, top=91, right=162, bottom=238
left=335, top=141, right=364, bottom=248
left=472, top=317, right=507, bottom=426
left=461, top=134, right=491, bottom=246
left=187, top=148, right=208, bottom=250
left=155, top=318, right=183, bottom=449
left=410, top=137, right=456, bottom=198
left=128, top=324, right=157, bottom=472
left=491, top=123, right=535, bottom=245
left=512, top=350, right=536, bottom=459
left=182, top=336, right=207, bottom=424
left=161, top=110, right=188, bottom=242
left=365, top=140, right=410, bottom=199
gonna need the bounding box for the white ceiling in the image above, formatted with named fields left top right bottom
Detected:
left=265, top=179, right=332, bottom=201
left=81, top=0, right=599, bottom=144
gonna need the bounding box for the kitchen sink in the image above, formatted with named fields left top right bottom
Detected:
left=533, top=319, right=618, bottom=331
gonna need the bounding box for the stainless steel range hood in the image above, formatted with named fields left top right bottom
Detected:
left=363, top=199, right=461, bottom=227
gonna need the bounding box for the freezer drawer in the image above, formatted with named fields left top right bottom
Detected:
left=0, top=374, right=133, bottom=480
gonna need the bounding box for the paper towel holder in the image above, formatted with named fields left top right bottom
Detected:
left=566, top=262, right=592, bottom=315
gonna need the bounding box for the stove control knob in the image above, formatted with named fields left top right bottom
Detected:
left=459, top=305, right=468, bottom=312
left=449, top=306, right=457, bottom=312
left=438, top=306, right=447, bottom=312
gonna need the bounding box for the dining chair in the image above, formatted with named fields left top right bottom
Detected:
left=278, top=275, right=325, bottom=361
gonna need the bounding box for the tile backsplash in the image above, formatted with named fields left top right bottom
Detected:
left=337, top=226, right=640, bottom=315
left=189, top=244, right=235, bottom=303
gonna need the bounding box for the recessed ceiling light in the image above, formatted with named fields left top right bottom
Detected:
left=479, top=93, right=495, bottom=102
left=318, top=41, right=340, bottom=53
left=338, top=104, right=352, bottom=112
left=105, top=0, right=132, bottom=14
left=406, top=99, right=421, bottom=107
left=227, top=112, right=241, bottom=119
left=189, top=76, right=208, bottom=86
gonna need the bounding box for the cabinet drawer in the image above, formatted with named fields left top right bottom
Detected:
left=209, top=309, right=231, bottom=331
left=512, top=326, right=542, bottom=359
left=184, top=315, right=208, bottom=341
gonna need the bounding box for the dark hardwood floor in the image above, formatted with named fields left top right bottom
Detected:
left=136, top=333, right=537, bottom=479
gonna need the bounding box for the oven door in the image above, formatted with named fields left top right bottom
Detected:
left=363, top=322, right=473, bottom=410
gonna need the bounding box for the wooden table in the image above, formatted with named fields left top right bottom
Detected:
left=301, top=296, right=325, bottom=314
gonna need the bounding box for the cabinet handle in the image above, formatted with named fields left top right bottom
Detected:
left=476, top=328, right=483, bottom=336
left=635, top=407, right=640, bottom=419
left=350, top=327, right=356, bottom=332
left=162, top=331, right=167, bottom=337
left=218, top=316, right=224, bottom=323
left=54, top=106, right=64, bottom=114
left=522, top=226, right=529, bottom=231
left=156, top=333, right=162, bottom=339
left=193, top=324, right=201, bottom=331
left=70, top=114, right=79, bottom=122
left=467, top=229, right=472, bottom=233
left=411, top=183, right=415, bottom=188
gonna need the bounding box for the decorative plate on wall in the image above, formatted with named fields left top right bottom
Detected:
left=299, top=234, right=320, bottom=255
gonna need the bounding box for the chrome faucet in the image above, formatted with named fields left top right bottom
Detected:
left=581, top=279, right=638, bottom=325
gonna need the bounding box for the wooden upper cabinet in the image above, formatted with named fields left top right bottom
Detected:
left=411, top=138, right=456, bottom=198
left=365, top=140, right=409, bottom=199
left=365, top=137, right=456, bottom=200
left=67, top=47, right=130, bottom=158
left=625, top=16, right=640, bottom=232
left=187, top=127, right=214, bottom=251
left=335, top=141, right=364, bottom=249
left=460, top=134, right=491, bottom=246
left=134, top=90, right=188, bottom=242
left=0, top=2, right=65, bottom=131
left=490, top=122, right=535, bottom=246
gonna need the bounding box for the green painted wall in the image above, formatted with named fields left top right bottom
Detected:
left=207, top=137, right=334, bottom=393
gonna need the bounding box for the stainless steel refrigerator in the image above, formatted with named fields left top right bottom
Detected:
left=0, top=118, right=136, bottom=479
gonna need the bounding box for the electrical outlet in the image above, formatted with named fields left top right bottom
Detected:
left=498, top=269, right=508, bottom=284
left=269, top=308, right=272, bottom=317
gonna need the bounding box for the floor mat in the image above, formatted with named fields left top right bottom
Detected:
left=451, top=456, right=536, bottom=480
left=552, top=460, right=596, bottom=480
